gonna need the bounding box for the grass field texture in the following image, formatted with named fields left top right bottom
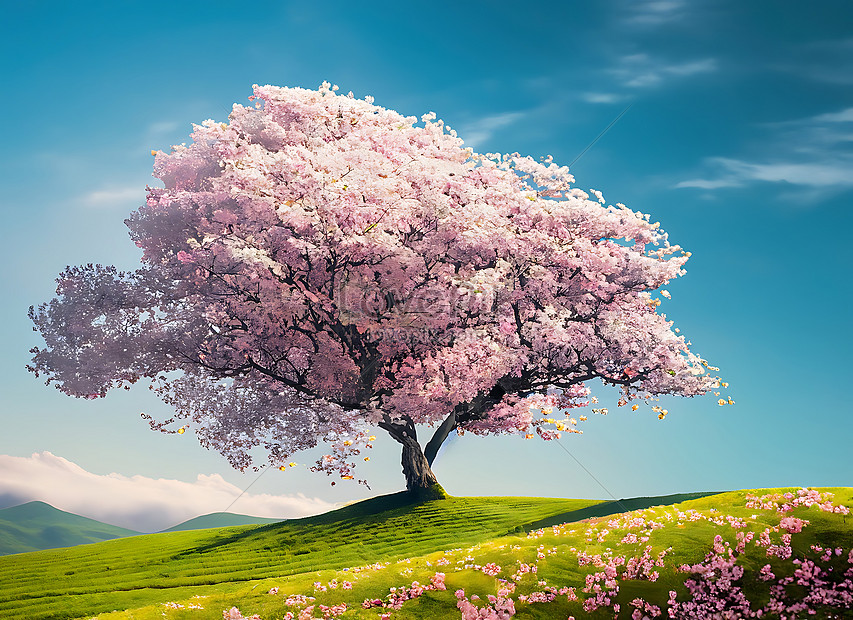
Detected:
left=1, top=488, right=851, bottom=619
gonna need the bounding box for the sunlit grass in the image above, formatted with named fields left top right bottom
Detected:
left=0, top=492, right=600, bottom=619
left=2, top=488, right=851, bottom=619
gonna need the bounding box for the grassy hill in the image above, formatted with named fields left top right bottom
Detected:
left=0, top=501, right=140, bottom=556
left=0, top=491, right=600, bottom=619
left=1, top=488, right=851, bottom=619
left=162, top=513, right=283, bottom=533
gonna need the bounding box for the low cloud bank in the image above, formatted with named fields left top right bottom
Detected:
left=0, top=452, right=336, bottom=532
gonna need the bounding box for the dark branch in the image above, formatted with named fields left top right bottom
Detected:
left=378, top=413, right=417, bottom=445
left=424, top=410, right=457, bottom=466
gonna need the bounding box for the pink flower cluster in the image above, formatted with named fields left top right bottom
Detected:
left=622, top=545, right=666, bottom=581
left=665, top=503, right=853, bottom=618
left=580, top=557, right=621, bottom=612
left=735, top=530, right=754, bottom=552
left=779, top=516, right=808, bottom=533
left=519, top=590, right=555, bottom=603
left=219, top=491, right=853, bottom=619
left=746, top=488, right=850, bottom=515
left=629, top=597, right=662, bottom=618
left=283, top=594, right=315, bottom=606
left=223, top=607, right=261, bottom=620
left=510, top=561, right=537, bottom=582
left=812, top=544, right=847, bottom=563
left=672, top=545, right=753, bottom=618
left=361, top=572, right=446, bottom=611
left=479, top=562, right=502, bottom=577
left=316, top=603, right=347, bottom=618
left=758, top=563, right=775, bottom=582
left=456, top=588, right=516, bottom=619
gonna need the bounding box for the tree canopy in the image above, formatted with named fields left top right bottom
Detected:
left=29, top=83, right=722, bottom=490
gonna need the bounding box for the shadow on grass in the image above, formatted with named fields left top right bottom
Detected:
left=178, top=484, right=449, bottom=557
left=522, top=491, right=725, bottom=531
left=180, top=487, right=721, bottom=558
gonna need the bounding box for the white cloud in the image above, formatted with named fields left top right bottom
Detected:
left=764, top=107, right=853, bottom=152
left=80, top=186, right=145, bottom=208
left=622, top=0, right=687, bottom=25
left=147, top=120, right=181, bottom=135
left=811, top=107, right=853, bottom=123
left=609, top=54, right=717, bottom=89
left=675, top=176, right=742, bottom=190
left=0, top=452, right=337, bottom=532
left=663, top=58, right=717, bottom=76
left=725, top=159, right=853, bottom=186
left=581, top=92, right=624, bottom=105
left=676, top=157, right=853, bottom=190
left=458, top=112, right=525, bottom=148
left=676, top=107, right=853, bottom=194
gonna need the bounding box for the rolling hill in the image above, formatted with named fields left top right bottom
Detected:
left=0, top=501, right=141, bottom=556
left=162, top=512, right=283, bottom=532
left=0, top=491, right=601, bottom=619
left=1, top=488, right=851, bottom=619
left=0, top=502, right=291, bottom=555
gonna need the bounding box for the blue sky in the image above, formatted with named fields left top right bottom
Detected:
left=1, top=0, right=851, bottom=531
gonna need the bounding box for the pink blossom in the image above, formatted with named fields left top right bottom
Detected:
left=29, top=82, right=719, bottom=490
left=779, top=516, right=808, bottom=533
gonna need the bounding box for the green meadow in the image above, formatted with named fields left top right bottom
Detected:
left=1, top=488, right=851, bottom=619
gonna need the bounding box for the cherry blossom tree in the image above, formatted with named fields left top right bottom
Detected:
left=28, top=83, right=722, bottom=492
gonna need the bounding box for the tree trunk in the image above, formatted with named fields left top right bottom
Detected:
left=400, top=433, right=438, bottom=491
left=424, top=410, right=456, bottom=467
left=379, top=415, right=439, bottom=492
left=380, top=382, right=515, bottom=492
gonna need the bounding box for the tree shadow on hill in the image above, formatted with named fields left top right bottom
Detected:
left=175, top=485, right=448, bottom=557
left=522, top=491, right=723, bottom=531
left=174, top=488, right=722, bottom=559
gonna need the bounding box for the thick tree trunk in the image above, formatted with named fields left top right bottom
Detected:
left=400, top=433, right=438, bottom=490
left=379, top=415, right=439, bottom=492
left=379, top=381, right=521, bottom=492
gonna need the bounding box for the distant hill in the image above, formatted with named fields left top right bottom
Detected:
left=161, top=512, right=283, bottom=532
left=0, top=501, right=140, bottom=556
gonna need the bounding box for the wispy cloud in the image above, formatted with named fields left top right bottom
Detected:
left=622, top=0, right=688, bottom=26
left=608, top=54, right=717, bottom=89
left=676, top=107, right=853, bottom=194
left=779, top=38, right=853, bottom=85
left=811, top=108, right=853, bottom=123
left=675, top=171, right=743, bottom=190
left=581, top=92, right=625, bottom=105
left=147, top=120, right=181, bottom=135
left=458, top=112, right=525, bottom=148
left=765, top=107, right=853, bottom=153
left=0, top=452, right=336, bottom=532
left=676, top=157, right=853, bottom=189
left=80, top=186, right=145, bottom=208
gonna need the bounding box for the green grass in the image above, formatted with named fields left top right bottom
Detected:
left=2, top=487, right=851, bottom=619
left=0, top=490, right=600, bottom=619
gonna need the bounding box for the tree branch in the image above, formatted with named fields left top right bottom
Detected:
left=424, top=410, right=457, bottom=466
left=378, top=413, right=418, bottom=445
